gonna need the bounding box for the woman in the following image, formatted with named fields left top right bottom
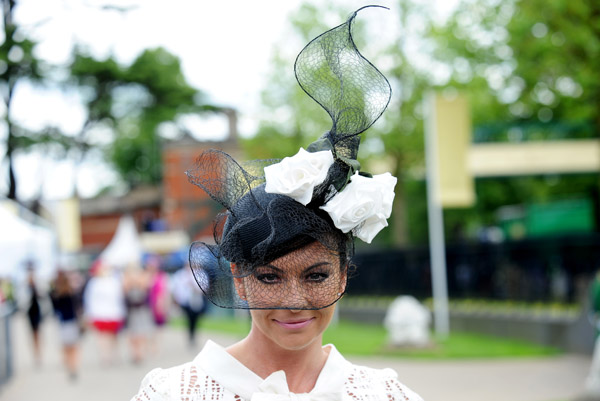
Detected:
left=147, top=256, right=170, bottom=329
left=170, top=263, right=209, bottom=347
left=50, top=270, right=82, bottom=380
left=132, top=6, right=422, bottom=400
left=122, top=264, right=154, bottom=364
left=146, top=257, right=171, bottom=356
left=83, top=260, right=126, bottom=366
left=25, top=263, right=43, bottom=366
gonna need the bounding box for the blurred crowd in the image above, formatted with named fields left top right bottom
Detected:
left=0, top=257, right=208, bottom=382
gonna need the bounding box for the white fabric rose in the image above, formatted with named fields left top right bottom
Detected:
left=320, top=172, right=397, bottom=243
left=264, top=148, right=334, bottom=205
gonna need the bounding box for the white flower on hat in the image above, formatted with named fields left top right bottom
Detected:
left=320, top=171, right=397, bottom=243
left=264, top=148, right=334, bottom=205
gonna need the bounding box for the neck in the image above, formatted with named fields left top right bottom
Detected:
left=227, top=324, right=329, bottom=393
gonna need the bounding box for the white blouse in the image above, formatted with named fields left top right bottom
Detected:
left=83, top=275, right=126, bottom=321
left=131, top=340, right=423, bottom=401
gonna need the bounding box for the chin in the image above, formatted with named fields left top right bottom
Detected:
left=272, top=324, right=323, bottom=351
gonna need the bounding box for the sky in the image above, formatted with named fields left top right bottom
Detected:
left=3, top=0, right=458, bottom=201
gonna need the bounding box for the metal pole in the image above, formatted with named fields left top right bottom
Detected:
left=0, top=304, right=13, bottom=388
left=424, top=92, right=450, bottom=338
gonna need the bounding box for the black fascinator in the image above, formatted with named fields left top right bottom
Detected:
left=186, top=6, right=394, bottom=310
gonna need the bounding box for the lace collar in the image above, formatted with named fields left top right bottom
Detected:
left=194, top=340, right=351, bottom=399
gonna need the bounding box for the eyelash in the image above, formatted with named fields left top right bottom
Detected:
left=306, top=272, right=329, bottom=283
left=255, top=271, right=330, bottom=284
left=256, top=273, right=280, bottom=284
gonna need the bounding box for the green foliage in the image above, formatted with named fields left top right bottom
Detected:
left=404, top=179, right=429, bottom=244
left=325, top=321, right=559, bottom=358
left=67, top=47, right=216, bottom=189
left=68, top=51, right=124, bottom=122
left=421, top=297, right=580, bottom=317
left=507, top=0, right=599, bottom=123
left=0, top=0, right=47, bottom=199
left=0, top=34, right=43, bottom=84
left=242, top=21, right=334, bottom=159
left=433, top=0, right=599, bottom=128
left=374, top=1, right=436, bottom=245
left=428, top=0, right=600, bottom=241
left=241, top=5, right=349, bottom=173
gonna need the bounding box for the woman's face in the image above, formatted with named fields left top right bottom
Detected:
left=235, top=241, right=347, bottom=350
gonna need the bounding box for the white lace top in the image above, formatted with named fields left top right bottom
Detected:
left=131, top=340, right=423, bottom=401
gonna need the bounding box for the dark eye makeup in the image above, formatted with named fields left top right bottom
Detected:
left=305, top=271, right=329, bottom=283
left=253, top=262, right=333, bottom=285
left=255, top=272, right=281, bottom=284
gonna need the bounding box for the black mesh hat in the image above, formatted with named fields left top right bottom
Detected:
left=186, top=6, right=396, bottom=310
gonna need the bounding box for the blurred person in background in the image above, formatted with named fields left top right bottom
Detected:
left=83, top=259, right=126, bottom=366
left=132, top=8, right=422, bottom=400
left=170, top=263, right=208, bottom=348
left=24, top=261, right=44, bottom=367
left=122, top=263, right=153, bottom=365
left=147, top=256, right=171, bottom=339
left=50, top=269, right=83, bottom=381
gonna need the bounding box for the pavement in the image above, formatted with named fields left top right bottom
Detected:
left=0, top=312, right=593, bottom=401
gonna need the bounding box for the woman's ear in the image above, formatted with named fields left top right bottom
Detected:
left=231, top=263, right=247, bottom=301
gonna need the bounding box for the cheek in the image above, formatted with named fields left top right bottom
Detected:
left=250, top=309, right=269, bottom=321
left=318, top=305, right=336, bottom=328
left=250, top=310, right=271, bottom=333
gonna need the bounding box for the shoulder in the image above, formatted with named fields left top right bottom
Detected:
left=130, top=361, right=215, bottom=401
left=345, top=363, right=424, bottom=401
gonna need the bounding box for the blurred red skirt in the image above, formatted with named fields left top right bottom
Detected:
left=92, top=320, right=123, bottom=334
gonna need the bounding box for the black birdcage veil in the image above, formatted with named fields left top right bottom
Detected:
left=186, top=6, right=391, bottom=310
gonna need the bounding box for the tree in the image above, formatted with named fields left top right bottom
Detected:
left=433, top=0, right=599, bottom=132
left=0, top=0, right=44, bottom=200
left=370, top=1, right=437, bottom=246
left=430, top=0, right=600, bottom=238
left=243, top=4, right=342, bottom=161
left=67, top=47, right=218, bottom=190
left=1, top=1, right=220, bottom=200
left=63, top=50, right=122, bottom=196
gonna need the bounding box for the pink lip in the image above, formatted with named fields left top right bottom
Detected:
left=274, top=317, right=315, bottom=330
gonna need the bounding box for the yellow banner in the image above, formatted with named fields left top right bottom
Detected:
left=434, top=93, right=475, bottom=207
left=469, top=140, right=600, bottom=176
left=56, top=198, right=82, bottom=252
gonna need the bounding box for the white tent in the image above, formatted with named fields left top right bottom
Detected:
left=99, top=215, right=143, bottom=269
left=0, top=205, right=57, bottom=281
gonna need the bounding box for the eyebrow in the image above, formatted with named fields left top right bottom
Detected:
left=262, top=262, right=331, bottom=273
left=260, top=265, right=284, bottom=273
left=303, top=262, right=331, bottom=273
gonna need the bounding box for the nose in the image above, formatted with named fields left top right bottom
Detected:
left=286, top=277, right=310, bottom=310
